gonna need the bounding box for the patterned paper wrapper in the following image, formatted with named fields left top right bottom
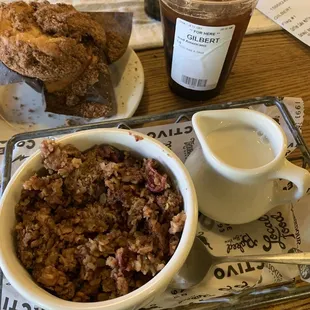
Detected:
left=0, top=97, right=309, bottom=310
left=0, top=11, right=133, bottom=119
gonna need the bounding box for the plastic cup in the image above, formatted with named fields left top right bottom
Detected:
left=160, top=0, right=258, bottom=100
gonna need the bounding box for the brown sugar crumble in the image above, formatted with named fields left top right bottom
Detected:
left=15, top=140, right=185, bottom=302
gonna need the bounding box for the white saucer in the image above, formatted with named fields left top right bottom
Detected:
left=0, top=48, right=144, bottom=140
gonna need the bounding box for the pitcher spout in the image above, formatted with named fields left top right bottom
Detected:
left=192, top=109, right=248, bottom=156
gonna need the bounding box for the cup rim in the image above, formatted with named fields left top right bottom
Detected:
left=189, top=0, right=254, bottom=4
left=0, top=128, right=198, bottom=310
left=160, top=0, right=256, bottom=7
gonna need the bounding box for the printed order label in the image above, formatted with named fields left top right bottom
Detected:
left=171, top=18, right=235, bottom=91
left=257, top=0, right=310, bottom=47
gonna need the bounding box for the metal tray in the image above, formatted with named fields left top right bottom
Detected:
left=1, top=96, right=310, bottom=309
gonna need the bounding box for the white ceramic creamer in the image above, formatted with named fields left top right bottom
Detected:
left=185, top=109, right=310, bottom=224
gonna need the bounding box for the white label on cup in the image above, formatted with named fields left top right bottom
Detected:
left=171, top=18, right=235, bottom=91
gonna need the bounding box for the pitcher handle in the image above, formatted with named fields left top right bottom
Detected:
left=269, top=159, right=310, bottom=206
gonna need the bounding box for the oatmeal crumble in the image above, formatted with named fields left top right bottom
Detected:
left=15, top=139, right=186, bottom=301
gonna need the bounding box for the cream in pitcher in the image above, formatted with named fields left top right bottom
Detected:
left=205, top=124, right=275, bottom=169
left=185, top=109, right=310, bottom=224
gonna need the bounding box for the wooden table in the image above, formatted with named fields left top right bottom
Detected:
left=136, top=30, right=310, bottom=309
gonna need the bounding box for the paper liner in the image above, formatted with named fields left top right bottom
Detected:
left=90, top=12, right=133, bottom=64
left=44, top=56, right=118, bottom=118
left=0, top=11, right=133, bottom=119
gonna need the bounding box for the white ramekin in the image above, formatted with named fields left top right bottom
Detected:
left=0, top=128, right=198, bottom=310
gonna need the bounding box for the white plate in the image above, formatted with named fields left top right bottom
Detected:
left=0, top=48, right=144, bottom=140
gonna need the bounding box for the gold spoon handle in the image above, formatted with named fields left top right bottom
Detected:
left=216, top=252, right=310, bottom=265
